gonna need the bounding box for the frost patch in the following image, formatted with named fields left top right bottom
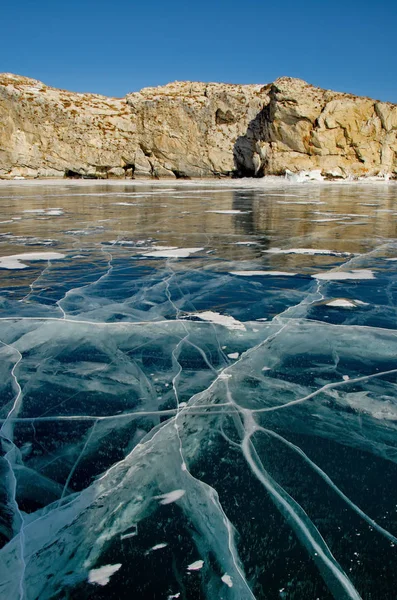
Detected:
left=88, top=563, right=122, bottom=586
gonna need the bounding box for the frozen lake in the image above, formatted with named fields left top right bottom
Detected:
left=0, top=179, right=397, bottom=599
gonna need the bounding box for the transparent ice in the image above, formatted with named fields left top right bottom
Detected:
left=0, top=179, right=396, bottom=599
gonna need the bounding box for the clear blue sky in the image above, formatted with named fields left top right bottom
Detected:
left=2, top=0, right=396, bottom=102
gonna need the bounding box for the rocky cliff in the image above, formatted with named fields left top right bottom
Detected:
left=1, top=73, right=396, bottom=180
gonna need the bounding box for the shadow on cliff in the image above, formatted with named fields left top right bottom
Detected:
left=233, top=104, right=271, bottom=178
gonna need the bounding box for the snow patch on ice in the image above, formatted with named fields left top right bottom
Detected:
left=88, top=564, right=122, bottom=586
left=0, top=252, right=66, bottom=270
left=142, top=247, right=203, bottom=258
left=230, top=270, right=296, bottom=277
left=234, top=241, right=259, bottom=245
left=187, top=560, right=204, bottom=571
left=190, top=311, right=246, bottom=331
left=313, top=270, right=375, bottom=281
left=23, top=208, right=64, bottom=216
left=112, top=202, right=142, bottom=206
left=155, top=489, right=186, bottom=505
left=149, top=543, right=168, bottom=552
left=46, top=208, right=64, bottom=216
left=312, top=217, right=351, bottom=223
left=326, top=299, right=357, bottom=308
left=206, top=210, right=250, bottom=214
left=221, top=574, right=233, bottom=587
left=263, top=248, right=350, bottom=256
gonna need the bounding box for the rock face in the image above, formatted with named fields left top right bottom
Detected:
left=0, top=73, right=137, bottom=180
left=257, top=77, right=397, bottom=178
left=0, top=73, right=396, bottom=179
left=126, top=81, right=269, bottom=178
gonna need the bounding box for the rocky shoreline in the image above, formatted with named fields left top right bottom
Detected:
left=1, top=74, right=396, bottom=181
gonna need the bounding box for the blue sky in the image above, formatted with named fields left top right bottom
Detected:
left=2, top=0, right=396, bottom=102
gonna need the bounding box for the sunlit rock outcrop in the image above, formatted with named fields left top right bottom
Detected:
left=0, top=73, right=396, bottom=179
left=126, top=81, right=269, bottom=178
left=260, top=77, right=397, bottom=178
left=0, top=73, right=137, bottom=180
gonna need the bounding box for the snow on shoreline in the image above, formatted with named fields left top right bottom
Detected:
left=0, top=174, right=395, bottom=189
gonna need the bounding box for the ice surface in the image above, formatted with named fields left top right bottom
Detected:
left=0, top=180, right=396, bottom=600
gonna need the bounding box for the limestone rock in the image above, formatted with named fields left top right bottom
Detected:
left=0, top=73, right=137, bottom=180
left=0, top=73, right=396, bottom=179
left=260, top=77, right=397, bottom=177
left=126, top=81, right=269, bottom=178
